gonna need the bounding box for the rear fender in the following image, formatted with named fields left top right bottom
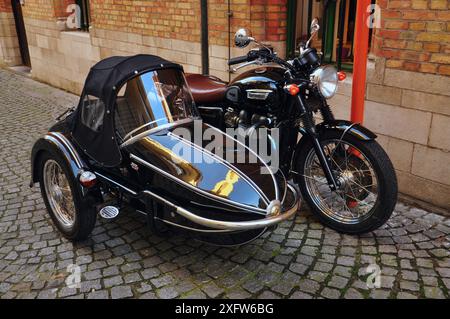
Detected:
left=30, top=132, right=100, bottom=203
left=31, top=132, right=86, bottom=185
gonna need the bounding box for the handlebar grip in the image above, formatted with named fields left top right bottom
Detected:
left=228, top=55, right=249, bottom=66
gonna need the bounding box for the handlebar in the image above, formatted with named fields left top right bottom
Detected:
left=228, top=49, right=296, bottom=73
left=228, top=55, right=249, bottom=66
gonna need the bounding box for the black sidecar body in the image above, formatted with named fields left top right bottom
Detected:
left=30, top=54, right=299, bottom=246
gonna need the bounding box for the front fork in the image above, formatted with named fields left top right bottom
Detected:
left=296, top=95, right=340, bottom=191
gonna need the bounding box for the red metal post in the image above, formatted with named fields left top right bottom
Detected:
left=351, top=0, right=372, bottom=124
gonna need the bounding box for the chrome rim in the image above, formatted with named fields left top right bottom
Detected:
left=43, top=159, right=76, bottom=228
left=303, top=139, right=379, bottom=224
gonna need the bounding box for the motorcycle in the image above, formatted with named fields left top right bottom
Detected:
left=187, top=19, right=398, bottom=234
left=30, top=54, right=299, bottom=246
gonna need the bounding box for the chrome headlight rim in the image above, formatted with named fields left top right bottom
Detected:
left=310, top=65, right=338, bottom=99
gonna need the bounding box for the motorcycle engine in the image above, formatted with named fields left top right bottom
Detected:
left=224, top=108, right=243, bottom=128
left=224, top=108, right=273, bottom=130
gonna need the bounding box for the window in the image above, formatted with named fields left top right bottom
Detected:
left=115, top=69, right=196, bottom=141
left=81, top=95, right=105, bottom=132
left=75, top=0, right=90, bottom=31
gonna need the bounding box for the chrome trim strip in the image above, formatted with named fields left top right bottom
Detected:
left=48, top=132, right=83, bottom=169
left=130, top=154, right=267, bottom=214
left=120, top=118, right=194, bottom=149
left=190, top=200, right=249, bottom=213
left=123, top=119, right=168, bottom=141
left=154, top=217, right=232, bottom=233
left=168, top=132, right=271, bottom=206
left=205, top=124, right=280, bottom=201
left=94, top=172, right=138, bottom=196
left=142, top=183, right=299, bottom=231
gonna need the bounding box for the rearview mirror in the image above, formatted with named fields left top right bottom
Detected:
left=310, top=18, right=320, bottom=34
left=234, top=28, right=254, bottom=48
left=305, top=18, right=320, bottom=49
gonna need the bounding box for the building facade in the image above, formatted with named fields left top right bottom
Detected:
left=0, top=0, right=449, bottom=209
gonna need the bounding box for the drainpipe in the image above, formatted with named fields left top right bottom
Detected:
left=227, top=0, right=232, bottom=81
left=350, top=0, right=371, bottom=124
left=201, top=0, right=209, bottom=75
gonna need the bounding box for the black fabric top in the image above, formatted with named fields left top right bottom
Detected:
left=82, top=54, right=182, bottom=107
left=71, top=54, right=184, bottom=167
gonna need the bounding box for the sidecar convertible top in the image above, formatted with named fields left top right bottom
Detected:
left=30, top=54, right=299, bottom=245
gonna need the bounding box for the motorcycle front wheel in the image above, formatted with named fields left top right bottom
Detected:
left=295, top=130, right=398, bottom=234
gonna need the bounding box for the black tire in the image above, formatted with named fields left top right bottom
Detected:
left=295, top=130, right=398, bottom=234
left=38, top=151, right=97, bottom=241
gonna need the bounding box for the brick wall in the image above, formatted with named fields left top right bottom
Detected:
left=0, top=0, right=12, bottom=12
left=54, top=0, right=75, bottom=18
left=372, top=0, right=450, bottom=76
left=21, top=0, right=57, bottom=21
left=90, top=0, right=201, bottom=42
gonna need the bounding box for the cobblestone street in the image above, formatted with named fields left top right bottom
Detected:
left=0, top=69, right=449, bottom=299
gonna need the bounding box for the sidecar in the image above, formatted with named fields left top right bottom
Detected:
left=30, top=54, right=299, bottom=246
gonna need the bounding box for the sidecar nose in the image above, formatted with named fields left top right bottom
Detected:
left=142, top=183, right=299, bottom=232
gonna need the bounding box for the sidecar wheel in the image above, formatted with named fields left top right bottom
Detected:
left=295, top=130, right=397, bottom=234
left=38, top=152, right=96, bottom=241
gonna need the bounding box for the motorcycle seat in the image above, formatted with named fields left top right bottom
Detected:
left=185, top=73, right=228, bottom=105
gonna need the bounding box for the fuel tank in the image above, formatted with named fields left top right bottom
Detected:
left=228, top=67, right=287, bottom=113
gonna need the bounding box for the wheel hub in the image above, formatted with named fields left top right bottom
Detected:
left=338, top=170, right=355, bottom=190
left=52, top=185, right=63, bottom=202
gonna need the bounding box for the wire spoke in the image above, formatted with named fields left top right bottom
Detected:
left=302, top=138, right=379, bottom=224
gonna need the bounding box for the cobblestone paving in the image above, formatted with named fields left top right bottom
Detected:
left=0, top=69, right=449, bottom=299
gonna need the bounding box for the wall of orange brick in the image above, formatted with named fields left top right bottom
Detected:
left=10, top=0, right=287, bottom=89
left=0, top=0, right=21, bottom=66
left=372, top=0, right=450, bottom=76
left=331, top=0, right=450, bottom=209
left=0, top=0, right=11, bottom=12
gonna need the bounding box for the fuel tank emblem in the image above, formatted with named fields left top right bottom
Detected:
left=247, top=89, right=272, bottom=100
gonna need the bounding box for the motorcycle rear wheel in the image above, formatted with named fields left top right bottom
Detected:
left=295, top=130, right=398, bottom=234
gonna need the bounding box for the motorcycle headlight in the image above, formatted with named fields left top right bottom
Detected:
left=310, top=66, right=338, bottom=99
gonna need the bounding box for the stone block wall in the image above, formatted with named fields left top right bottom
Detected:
left=330, top=0, right=450, bottom=209
left=331, top=59, right=450, bottom=210
left=0, top=0, right=21, bottom=66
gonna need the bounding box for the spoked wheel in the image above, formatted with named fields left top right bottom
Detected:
left=43, top=160, right=76, bottom=229
left=38, top=152, right=96, bottom=241
left=296, top=130, right=397, bottom=234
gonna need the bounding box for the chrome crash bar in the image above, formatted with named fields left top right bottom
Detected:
left=142, top=183, right=299, bottom=231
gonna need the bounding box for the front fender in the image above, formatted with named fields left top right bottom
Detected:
left=293, top=120, right=377, bottom=180
left=316, top=120, right=377, bottom=141
left=30, top=132, right=86, bottom=187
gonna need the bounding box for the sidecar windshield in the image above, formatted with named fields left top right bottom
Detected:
left=115, top=68, right=196, bottom=142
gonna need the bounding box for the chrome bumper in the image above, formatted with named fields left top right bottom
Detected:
left=143, top=184, right=299, bottom=231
